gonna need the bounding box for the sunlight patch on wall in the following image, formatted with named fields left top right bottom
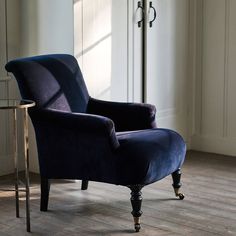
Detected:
left=74, top=0, right=112, bottom=100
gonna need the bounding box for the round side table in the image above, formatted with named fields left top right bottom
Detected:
left=0, top=99, right=35, bottom=232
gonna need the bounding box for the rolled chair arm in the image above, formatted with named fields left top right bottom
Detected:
left=87, top=97, right=157, bottom=132
left=29, top=108, right=120, bottom=149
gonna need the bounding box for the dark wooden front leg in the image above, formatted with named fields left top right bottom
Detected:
left=172, top=168, right=184, bottom=200
left=128, top=185, right=144, bottom=232
left=81, top=180, right=89, bottom=190
left=40, top=177, right=50, bottom=211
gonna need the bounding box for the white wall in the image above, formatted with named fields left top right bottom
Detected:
left=0, top=0, right=8, bottom=80
left=0, top=0, right=74, bottom=175
left=0, top=0, right=11, bottom=176
left=20, top=0, right=74, bottom=56
left=19, top=0, right=74, bottom=173
left=0, top=0, right=22, bottom=176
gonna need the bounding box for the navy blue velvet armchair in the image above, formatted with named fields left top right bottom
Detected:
left=5, top=54, right=186, bottom=232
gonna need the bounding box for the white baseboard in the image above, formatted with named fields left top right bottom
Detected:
left=191, top=134, right=236, bottom=157
left=0, top=153, right=25, bottom=176
left=0, top=151, right=38, bottom=176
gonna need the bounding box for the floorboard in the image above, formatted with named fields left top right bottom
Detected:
left=0, top=151, right=235, bottom=236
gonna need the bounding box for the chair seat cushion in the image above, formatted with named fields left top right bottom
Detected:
left=115, top=129, right=186, bottom=186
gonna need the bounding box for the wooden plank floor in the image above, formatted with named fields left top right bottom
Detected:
left=0, top=151, right=235, bottom=236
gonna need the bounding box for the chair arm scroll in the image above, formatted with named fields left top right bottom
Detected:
left=29, top=108, right=120, bottom=149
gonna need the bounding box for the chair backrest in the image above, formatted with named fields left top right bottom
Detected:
left=5, top=54, right=89, bottom=113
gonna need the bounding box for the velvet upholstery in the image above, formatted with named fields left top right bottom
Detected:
left=5, top=54, right=186, bottom=187
left=88, top=98, right=157, bottom=132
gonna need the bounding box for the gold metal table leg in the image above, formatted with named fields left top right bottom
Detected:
left=13, top=108, right=20, bottom=218
left=23, top=108, right=31, bottom=232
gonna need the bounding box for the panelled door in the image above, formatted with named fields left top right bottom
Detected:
left=191, top=0, right=236, bottom=156
left=145, top=0, right=189, bottom=139
left=74, top=0, right=133, bottom=102
left=74, top=0, right=189, bottom=140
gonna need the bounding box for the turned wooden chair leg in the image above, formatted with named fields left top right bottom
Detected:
left=172, top=168, right=185, bottom=200
left=128, top=185, right=144, bottom=232
left=40, top=177, right=50, bottom=211
left=81, top=180, right=89, bottom=190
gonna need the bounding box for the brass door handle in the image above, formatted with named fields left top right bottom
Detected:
left=137, top=1, right=145, bottom=28
left=149, top=2, right=157, bottom=27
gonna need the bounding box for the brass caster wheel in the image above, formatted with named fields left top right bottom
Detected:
left=174, top=188, right=185, bottom=200
left=134, top=223, right=141, bottom=232
left=178, top=193, right=185, bottom=200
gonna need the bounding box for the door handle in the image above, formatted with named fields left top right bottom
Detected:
left=137, top=1, right=145, bottom=28
left=149, top=2, right=157, bottom=27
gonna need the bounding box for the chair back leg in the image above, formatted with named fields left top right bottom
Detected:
left=81, top=180, right=89, bottom=190
left=40, top=177, right=50, bottom=211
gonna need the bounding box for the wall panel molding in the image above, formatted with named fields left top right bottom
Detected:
left=191, top=0, right=236, bottom=156
left=0, top=0, right=11, bottom=176
left=223, top=0, right=230, bottom=137
left=188, top=0, right=202, bottom=142
left=0, top=0, right=22, bottom=176
left=227, top=0, right=236, bottom=139
left=157, top=108, right=178, bottom=119
left=0, top=0, right=8, bottom=79
left=192, top=134, right=236, bottom=157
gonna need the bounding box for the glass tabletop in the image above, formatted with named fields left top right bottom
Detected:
left=0, top=99, right=35, bottom=109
